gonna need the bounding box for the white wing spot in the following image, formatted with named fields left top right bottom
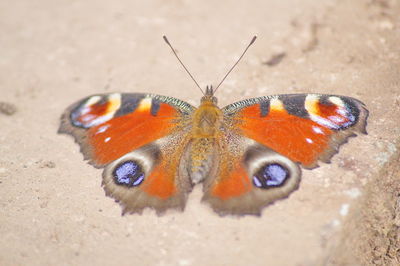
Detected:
left=312, top=126, right=324, bottom=134
left=86, top=96, right=101, bottom=106
left=304, top=94, right=320, bottom=115
left=310, top=115, right=339, bottom=129
left=329, top=96, right=344, bottom=107
left=306, top=138, right=313, bottom=144
left=337, top=108, right=347, bottom=116
left=270, top=98, right=285, bottom=111
left=81, top=114, right=95, bottom=122
left=329, top=115, right=345, bottom=123
left=104, top=137, right=111, bottom=143
left=107, top=93, right=122, bottom=113
left=96, top=125, right=109, bottom=134
left=137, top=97, right=152, bottom=112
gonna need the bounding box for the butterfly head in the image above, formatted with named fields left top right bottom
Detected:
left=201, top=85, right=218, bottom=105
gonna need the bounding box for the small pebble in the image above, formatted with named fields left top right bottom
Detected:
left=39, top=160, right=56, bottom=168
left=0, top=102, right=17, bottom=115
left=263, top=52, right=286, bottom=66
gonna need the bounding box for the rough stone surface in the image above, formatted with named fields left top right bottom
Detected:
left=0, top=0, right=399, bottom=265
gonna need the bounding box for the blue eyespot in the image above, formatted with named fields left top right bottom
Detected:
left=113, top=161, right=145, bottom=187
left=253, top=163, right=289, bottom=189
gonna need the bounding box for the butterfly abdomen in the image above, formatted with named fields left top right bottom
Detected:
left=186, top=138, right=218, bottom=184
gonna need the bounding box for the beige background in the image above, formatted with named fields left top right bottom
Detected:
left=1, top=0, right=399, bottom=265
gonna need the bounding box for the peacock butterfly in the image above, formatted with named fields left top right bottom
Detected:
left=59, top=36, right=368, bottom=215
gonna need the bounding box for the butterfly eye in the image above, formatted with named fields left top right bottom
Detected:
left=113, top=161, right=145, bottom=187
left=253, top=163, right=290, bottom=189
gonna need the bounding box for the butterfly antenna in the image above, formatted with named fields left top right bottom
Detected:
left=163, top=36, right=205, bottom=95
left=214, top=36, right=257, bottom=94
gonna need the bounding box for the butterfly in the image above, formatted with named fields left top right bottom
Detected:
left=59, top=36, right=368, bottom=216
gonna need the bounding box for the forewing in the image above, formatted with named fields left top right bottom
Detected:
left=223, top=94, right=368, bottom=168
left=59, top=93, right=194, bottom=167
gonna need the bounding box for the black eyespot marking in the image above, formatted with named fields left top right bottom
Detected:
left=115, top=95, right=140, bottom=117
left=70, top=96, right=109, bottom=128
left=150, top=98, right=161, bottom=116
left=319, top=95, right=332, bottom=106
left=253, top=163, right=290, bottom=189
left=113, top=161, right=145, bottom=187
left=281, top=95, right=309, bottom=118
left=323, top=96, right=359, bottom=130
left=260, top=101, right=270, bottom=117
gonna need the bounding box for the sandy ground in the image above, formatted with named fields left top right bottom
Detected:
left=1, top=0, right=400, bottom=265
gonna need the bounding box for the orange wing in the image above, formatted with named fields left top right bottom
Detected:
left=223, top=94, right=368, bottom=168
left=59, top=93, right=195, bottom=214
left=59, top=93, right=193, bottom=166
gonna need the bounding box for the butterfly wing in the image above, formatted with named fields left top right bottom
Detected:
left=59, top=93, right=195, bottom=214
left=223, top=94, right=368, bottom=168
left=202, top=137, right=302, bottom=216
left=202, top=94, right=368, bottom=215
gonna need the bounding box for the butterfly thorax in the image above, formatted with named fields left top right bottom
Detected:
left=192, top=97, right=222, bottom=138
